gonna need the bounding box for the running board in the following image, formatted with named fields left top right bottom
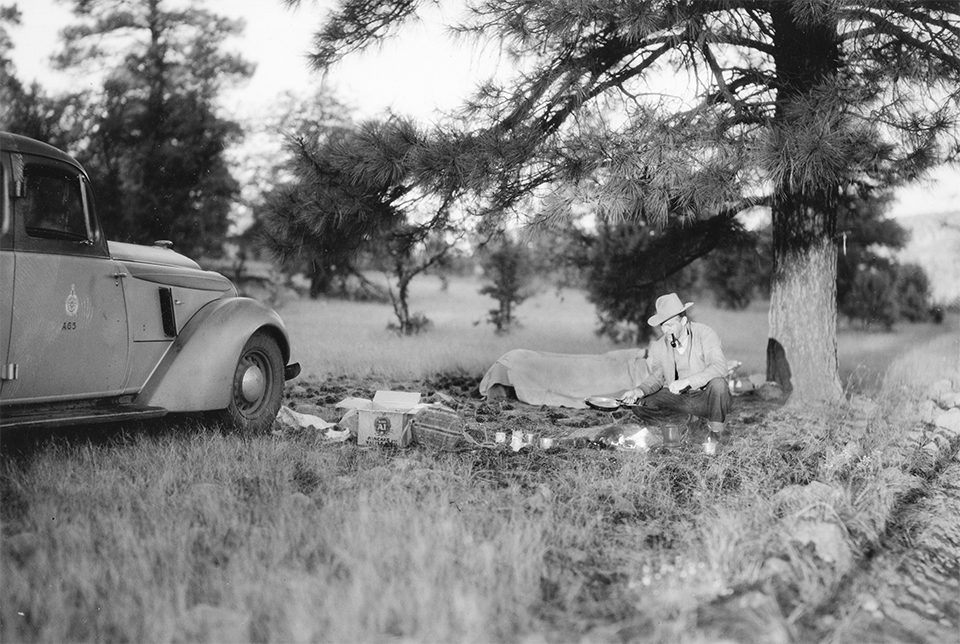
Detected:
left=0, top=403, right=168, bottom=431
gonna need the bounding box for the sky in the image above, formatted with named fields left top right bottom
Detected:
left=8, top=0, right=496, bottom=122
left=7, top=0, right=959, bottom=221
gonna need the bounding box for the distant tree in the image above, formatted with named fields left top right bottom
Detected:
left=693, top=197, right=937, bottom=326
left=843, top=265, right=898, bottom=330
left=841, top=259, right=938, bottom=329
left=698, top=225, right=773, bottom=310
left=378, top=227, right=456, bottom=335
left=295, top=0, right=960, bottom=404
left=260, top=123, right=398, bottom=301
left=523, top=222, right=591, bottom=291
left=0, top=5, right=76, bottom=145
left=694, top=191, right=934, bottom=324
left=831, top=186, right=943, bottom=326
left=584, top=217, right=743, bottom=343
left=0, top=81, right=76, bottom=146
left=894, top=263, right=936, bottom=323
left=0, top=4, right=15, bottom=66
left=261, top=117, right=465, bottom=334
left=253, top=89, right=384, bottom=299
left=479, top=234, right=532, bottom=334
left=53, top=0, right=252, bottom=257
left=835, top=189, right=909, bottom=311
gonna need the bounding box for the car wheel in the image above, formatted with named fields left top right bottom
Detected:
left=223, top=331, right=283, bottom=434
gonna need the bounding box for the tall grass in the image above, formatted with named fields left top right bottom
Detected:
left=3, top=429, right=823, bottom=642
left=2, top=432, right=550, bottom=642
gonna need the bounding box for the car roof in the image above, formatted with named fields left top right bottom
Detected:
left=0, top=131, right=84, bottom=170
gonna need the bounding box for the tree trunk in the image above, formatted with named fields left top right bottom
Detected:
left=766, top=7, right=844, bottom=404
left=388, top=259, right=414, bottom=335
left=767, top=185, right=845, bottom=404
left=767, top=235, right=843, bottom=403
left=308, top=260, right=332, bottom=299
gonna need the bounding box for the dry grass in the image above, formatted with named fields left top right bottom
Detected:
left=882, top=331, right=960, bottom=394
left=279, top=275, right=620, bottom=380
left=282, top=274, right=779, bottom=381
left=2, top=283, right=957, bottom=643
left=281, top=274, right=955, bottom=390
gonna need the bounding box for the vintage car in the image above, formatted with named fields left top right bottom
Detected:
left=0, top=132, right=300, bottom=433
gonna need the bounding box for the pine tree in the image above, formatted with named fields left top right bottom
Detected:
left=293, top=0, right=960, bottom=403
left=53, top=0, right=253, bottom=257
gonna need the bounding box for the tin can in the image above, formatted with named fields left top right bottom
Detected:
left=525, top=432, right=537, bottom=445
left=540, top=437, right=555, bottom=449
left=702, top=433, right=718, bottom=455
left=662, top=424, right=680, bottom=444
left=494, top=431, right=507, bottom=443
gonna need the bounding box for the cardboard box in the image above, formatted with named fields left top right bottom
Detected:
left=339, top=390, right=423, bottom=447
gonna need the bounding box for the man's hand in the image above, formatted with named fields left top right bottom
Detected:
left=619, top=388, right=643, bottom=405
left=668, top=379, right=692, bottom=395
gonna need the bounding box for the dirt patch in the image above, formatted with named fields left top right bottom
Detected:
left=824, top=461, right=960, bottom=643
left=284, top=372, right=783, bottom=447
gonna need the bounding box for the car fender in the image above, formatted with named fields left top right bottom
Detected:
left=135, top=297, right=291, bottom=413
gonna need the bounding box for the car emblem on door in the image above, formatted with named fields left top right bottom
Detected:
left=65, top=284, right=79, bottom=317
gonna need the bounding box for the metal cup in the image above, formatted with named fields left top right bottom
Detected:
left=540, top=437, right=555, bottom=449
left=662, top=424, right=680, bottom=444
left=525, top=432, right=537, bottom=445
left=702, top=431, right=719, bottom=455
left=494, top=431, right=507, bottom=443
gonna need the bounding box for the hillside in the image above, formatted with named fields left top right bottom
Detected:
left=897, top=211, right=960, bottom=306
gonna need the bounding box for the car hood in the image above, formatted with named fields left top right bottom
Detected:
left=108, top=241, right=235, bottom=293
left=108, top=241, right=202, bottom=269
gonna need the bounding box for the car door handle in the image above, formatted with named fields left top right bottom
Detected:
left=113, top=270, right=128, bottom=279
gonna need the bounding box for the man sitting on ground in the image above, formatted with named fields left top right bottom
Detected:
left=619, top=293, right=732, bottom=437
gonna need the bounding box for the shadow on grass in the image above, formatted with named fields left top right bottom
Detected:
left=0, top=415, right=210, bottom=464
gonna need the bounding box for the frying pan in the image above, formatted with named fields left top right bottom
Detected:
left=584, top=396, right=626, bottom=411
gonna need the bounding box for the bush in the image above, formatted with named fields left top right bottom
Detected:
left=697, top=226, right=772, bottom=310
left=842, top=267, right=898, bottom=330
left=584, top=220, right=706, bottom=344
left=839, top=260, right=939, bottom=329
left=479, top=236, right=532, bottom=334
left=894, top=263, right=935, bottom=323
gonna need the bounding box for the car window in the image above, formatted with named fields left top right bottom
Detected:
left=21, top=166, right=88, bottom=242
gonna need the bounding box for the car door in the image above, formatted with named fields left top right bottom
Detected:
left=0, top=151, right=130, bottom=405
left=0, top=161, right=15, bottom=393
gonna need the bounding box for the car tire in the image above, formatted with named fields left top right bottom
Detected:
left=222, top=330, right=283, bottom=434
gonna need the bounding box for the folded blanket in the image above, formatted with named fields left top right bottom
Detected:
left=479, top=348, right=649, bottom=408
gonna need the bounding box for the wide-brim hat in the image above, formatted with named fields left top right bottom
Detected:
left=648, top=293, right=693, bottom=326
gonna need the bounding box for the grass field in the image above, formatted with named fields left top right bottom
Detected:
left=1, top=279, right=958, bottom=643
left=281, top=274, right=957, bottom=392
left=278, top=275, right=621, bottom=382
